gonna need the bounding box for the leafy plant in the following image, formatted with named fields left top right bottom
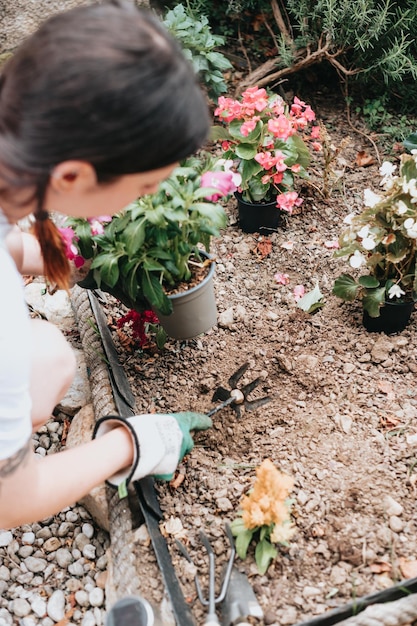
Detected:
left=230, top=459, right=295, bottom=575
left=333, top=153, right=417, bottom=317
left=61, top=155, right=235, bottom=315
left=211, top=86, right=319, bottom=210
left=162, top=3, right=232, bottom=98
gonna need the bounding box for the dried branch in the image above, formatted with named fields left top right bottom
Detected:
left=271, top=0, right=292, bottom=44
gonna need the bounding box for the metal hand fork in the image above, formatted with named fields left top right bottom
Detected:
left=176, top=525, right=235, bottom=626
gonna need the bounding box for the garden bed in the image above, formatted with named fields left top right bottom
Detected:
left=98, top=90, right=417, bottom=625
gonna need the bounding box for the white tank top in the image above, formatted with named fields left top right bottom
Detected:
left=0, top=208, right=32, bottom=460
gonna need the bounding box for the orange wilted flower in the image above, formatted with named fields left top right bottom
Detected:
left=231, top=459, right=296, bottom=574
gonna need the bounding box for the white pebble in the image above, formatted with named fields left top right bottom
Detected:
left=21, top=532, right=35, bottom=545
left=47, top=590, right=65, bottom=622
left=0, top=532, right=13, bottom=547
left=89, top=587, right=104, bottom=607
left=82, top=523, right=94, bottom=539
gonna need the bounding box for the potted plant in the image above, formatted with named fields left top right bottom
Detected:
left=61, top=155, right=237, bottom=339
left=211, top=86, right=320, bottom=233
left=333, top=152, right=417, bottom=333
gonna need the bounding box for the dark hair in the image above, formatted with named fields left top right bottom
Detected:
left=0, top=0, right=210, bottom=288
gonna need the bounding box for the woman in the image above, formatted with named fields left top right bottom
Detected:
left=0, top=0, right=211, bottom=529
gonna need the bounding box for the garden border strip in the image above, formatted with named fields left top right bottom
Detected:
left=294, top=576, right=417, bottom=626
left=71, top=285, right=196, bottom=625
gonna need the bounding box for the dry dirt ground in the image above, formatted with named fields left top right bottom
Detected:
left=101, top=92, right=417, bottom=625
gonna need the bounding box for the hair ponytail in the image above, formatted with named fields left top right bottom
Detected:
left=32, top=211, right=71, bottom=291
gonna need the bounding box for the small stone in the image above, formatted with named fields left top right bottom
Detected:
left=82, top=544, right=96, bottom=560
left=82, top=523, right=94, bottom=539
left=389, top=516, right=405, bottom=533
left=30, top=596, right=47, bottom=618
left=12, top=598, right=31, bottom=618
left=55, top=548, right=73, bottom=568
left=81, top=610, right=96, bottom=626
left=383, top=496, right=403, bottom=517
left=43, top=537, right=61, bottom=552
left=68, top=561, right=85, bottom=577
left=21, top=532, right=36, bottom=545
left=75, top=590, right=89, bottom=607
left=24, top=556, right=47, bottom=573
left=303, top=586, right=321, bottom=598
left=47, top=590, right=65, bottom=622
left=89, top=587, right=104, bottom=607
left=0, top=531, right=13, bottom=547
left=216, top=497, right=233, bottom=511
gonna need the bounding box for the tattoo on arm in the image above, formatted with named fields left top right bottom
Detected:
left=0, top=440, right=31, bottom=481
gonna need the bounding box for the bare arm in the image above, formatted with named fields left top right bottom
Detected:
left=0, top=428, right=134, bottom=529
left=5, top=227, right=45, bottom=276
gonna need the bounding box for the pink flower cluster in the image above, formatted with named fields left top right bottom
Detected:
left=200, top=168, right=239, bottom=202
left=59, top=216, right=112, bottom=266
left=58, top=226, right=85, bottom=268
left=214, top=87, right=320, bottom=212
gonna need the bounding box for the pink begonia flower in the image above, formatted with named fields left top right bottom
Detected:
left=311, top=125, right=321, bottom=139
left=241, top=118, right=260, bottom=137
left=276, top=191, right=303, bottom=214
left=214, top=96, right=243, bottom=123
left=58, top=227, right=85, bottom=268
left=241, top=87, right=269, bottom=114
left=88, top=215, right=112, bottom=235
left=267, top=115, right=294, bottom=141
left=312, top=142, right=321, bottom=152
left=274, top=272, right=290, bottom=285
left=293, top=285, right=305, bottom=301
left=200, top=170, right=238, bottom=202
left=324, top=240, right=340, bottom=249
left=291, top=164, right=301, bottom=173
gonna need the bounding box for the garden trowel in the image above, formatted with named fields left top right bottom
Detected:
left=221, top=568, right=264, bottom=625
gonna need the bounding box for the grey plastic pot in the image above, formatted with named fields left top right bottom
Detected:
left=154, top=256, right=217, bottom=340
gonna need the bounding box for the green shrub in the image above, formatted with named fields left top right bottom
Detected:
left=162, top=3, right=232, bottom=98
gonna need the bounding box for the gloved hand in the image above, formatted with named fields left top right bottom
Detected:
left=92, top=412, right=212, bottom=496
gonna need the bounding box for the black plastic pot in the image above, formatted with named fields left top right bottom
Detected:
left=294, top=577, right=417, bottom=626
left=362, top=300, right=414, bottom=334
left=235, top=192, right=281, bottom=234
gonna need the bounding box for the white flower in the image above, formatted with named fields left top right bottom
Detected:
left=363, top=189, right=382, bottom=208
left=362, top=236, right=377, bottom=250
left=379, top=161, right=397, bottom=188
left=402, top=178, right=417, bottom=198
left=396, top=200, right=408, bottom=215
left=388, top=284, right=405, bottom=299
left=379, top=161, right=396, bottom=177
left=404, top=218, right=415, bottom=229
left=349, top=250, right=366, bottom=268
left=343, top=212, right=356, bottom=225
left=357, top=225, right=370, bottom=239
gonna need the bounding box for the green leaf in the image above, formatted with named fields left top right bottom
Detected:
left=333, top=274, right=360, bottom=301
left=362, top=286, right=386, bottom=317
left=297, top=283, right=325, bottom=314
left=210, top=125, right=232, bottom=142
left=142, top=272, right=172, bottom=315
left=235, top=143, right=258, bottom=160
left=124, top=220, right=146, bottom=257
left=235, top=528, right=254, bottom=560
left=255, top=538, right=278, bottom=575
left=403, top=132, right=417, bottom=153
left=91, top=256, right=120, bottom=288
left=358, top=275, right=380, bottom=288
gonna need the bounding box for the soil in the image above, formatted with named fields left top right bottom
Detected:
left=99, top=91, right=417, bottom=625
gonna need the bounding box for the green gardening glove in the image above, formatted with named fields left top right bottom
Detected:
left=154, top=412, right=213, bottom=480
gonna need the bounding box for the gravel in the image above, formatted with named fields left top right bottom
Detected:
left=0, top=416, right=110, bottom=626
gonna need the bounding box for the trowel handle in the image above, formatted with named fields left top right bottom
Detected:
left=204, top=613, right=220, bottom=626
